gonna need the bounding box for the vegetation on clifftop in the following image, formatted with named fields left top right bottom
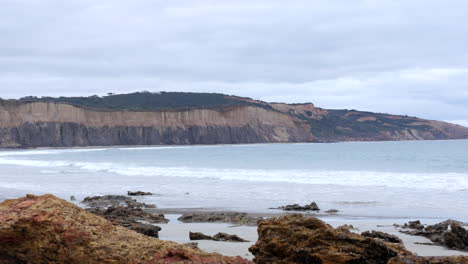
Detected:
left=19, top=91, right=271, bottom=111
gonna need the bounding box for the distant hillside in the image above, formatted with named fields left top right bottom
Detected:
left=19, top=92, right=272, bottom=111
left=0, top=91, right=466, bottom=148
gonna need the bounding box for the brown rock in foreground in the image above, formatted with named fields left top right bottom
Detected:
left=249, top=215, right=468, bottom=264
left=0, top=194, right=252, bottom=264
left=249, top=214, right=398, bottom=264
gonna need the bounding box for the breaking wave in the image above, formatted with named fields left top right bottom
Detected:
left=0, top=157, right=466, bottom=191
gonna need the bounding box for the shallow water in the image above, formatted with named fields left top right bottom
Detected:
left=0, top=140, right=467, bottom=221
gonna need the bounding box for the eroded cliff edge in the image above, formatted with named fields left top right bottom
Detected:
left=0, top=93, right=467, bottom=148
left=0, top=100, right=314, bottom=148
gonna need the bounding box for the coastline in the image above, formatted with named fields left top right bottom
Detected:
left=155, top=210, right=468, bottom=259
left=1, top=138, right=468, bottom=152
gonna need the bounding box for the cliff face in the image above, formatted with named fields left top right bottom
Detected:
left=0, top=95, right=467, bottom=148
left=0, top=101, right=314, bottom=148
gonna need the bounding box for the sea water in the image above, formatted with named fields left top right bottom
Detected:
left=0, top=140, right=467, bottom=221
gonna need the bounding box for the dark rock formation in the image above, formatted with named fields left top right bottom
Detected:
left=399, top=220, right=425, bottom=230
left=400, top=220, right=468, bottom=251
left=213, top=232, right=250, bottom=242
left=337, top=224, right=357, bottom=231
left=128, top=191, right=153, bottom=196
left=148, top=248, right=253, bottom=264
left=249, top=215, right=468, bottom=264
left=362, top=231, right=403, bottom=243
left=131, top=223, right=162, bottom=238
left=82, top=195, right=156, bottom=209
left=189, top=232, right=215, bottom=241
left=82, top=195, right=167, bottom=238
left=249, top=214, right=398, bottom=264
left=388, top=256, right=468, bottom=264
left=189, top=232, right=249, bottom=242
left=87, top=206, right=168, bottom=237
left=178, top=212, right=259, bottom=226
left=325, top=209, right=339, bottom=214
left=274, top=202, right=320, bottom=211
left=0, top=194, right=252, bottom=264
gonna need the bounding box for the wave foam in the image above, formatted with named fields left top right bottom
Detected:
left=0, top=158, right=466, bottom=191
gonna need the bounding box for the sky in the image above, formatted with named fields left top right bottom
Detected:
left=1, top=0, right=467, bottom=126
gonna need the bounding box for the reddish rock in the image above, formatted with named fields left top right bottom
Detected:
left=249, top=215, right=468, bottom=264
left=0, top=194, right=251, bottom=264
left=249, top=214, right=398, bottom=264
left=389, top=256, right=468, bottom=264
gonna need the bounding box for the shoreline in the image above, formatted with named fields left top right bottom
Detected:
left=1, top=138, right=468, bottom=152
left=155, top=211, right=468, bottom=260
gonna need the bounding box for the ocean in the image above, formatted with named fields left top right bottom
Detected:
left=0, top=140, right=467, bottom=221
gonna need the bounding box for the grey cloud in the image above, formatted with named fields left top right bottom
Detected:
left=0, top=0, right=467, bottom=125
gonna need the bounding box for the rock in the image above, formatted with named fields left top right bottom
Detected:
left=388, top=255, right=468, bottom=264
left=325, top=209, right=339, bottom=214
left=87, top=205, right=168, bottom=237
left=337, top=224, right=357, bottom=231
left=184, top=242, right=199, bottom=249
left=130, top=223, right=162, bottom=238
left=70, top=195, right=76, bottom=201
left=82, top=194, right=157, bottom=209
left=189, top=232, right=249, bottom=242
left=399, top=219, right=468, bottom=251
left=400, top=220, right=425, bottom=230
left=128, top=191, right=153, bottom=196
left=178, top=212, right=259, bottom=226
left=362, top=230, right=403, bottom=243
left=275, top=202, right=320, bottom=211
left=190, top=231, right=215, bottom=241
left=148, top=248, right=253, bottom=264
left=249, top=214, right=398, bottom=264
left=0, top=194, right=251, bottom=264
left=213, top=232, right=250, bottom=242
left=88, top=205, right=168, bottom=224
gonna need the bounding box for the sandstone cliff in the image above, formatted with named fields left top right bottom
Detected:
left=0, top=92, right=467, bottom=148
left=0, top=100, right=314, bottom=148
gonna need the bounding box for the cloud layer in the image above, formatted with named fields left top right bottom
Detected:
left=1, top=0, right=467, bottom=125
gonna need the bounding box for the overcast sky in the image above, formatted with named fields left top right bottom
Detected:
left=1, top=0, right=467, bottom=125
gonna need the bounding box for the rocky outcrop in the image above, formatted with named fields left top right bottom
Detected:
left=189, top=232, right=249, bottom=242
left=0, top=194, right=252, bottom=264
left=274, top=202, right=320, bottom=211
left=82, top=195, right=156, bottom=208
left=87, top=206, right=168, bottom=237
left=178, top=212, right=259, bottom=226
left=249, top=215, right=468, bottom=264
left=388, top=256, right=468, bottom=264
left=1, top=94, right=467, bottom=148
left=128, top=191, right=153, bottom=196
left=399, top=220, right=468, bottom=251
left=362, top=231, right=403, bottom=243
left=249, top=214, right=399, bottom=264
left=82, top=195, right=167, bottom=238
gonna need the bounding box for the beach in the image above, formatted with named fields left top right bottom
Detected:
left=1, top=141, right=467, bottom=260
left=151, top=211, right=468, bottom=259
